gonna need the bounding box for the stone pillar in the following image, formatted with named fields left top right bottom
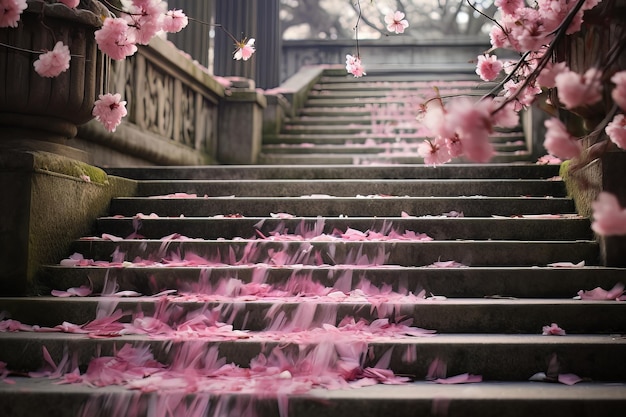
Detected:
left=255, top=0, right=282, bottom=89
left=213, top=0, right=258, bottom=80
left=166, top=0, right=213, bottom=68
left=217, top=79, right=267, bottom=164
left=0, top=0, right=109, bottom=162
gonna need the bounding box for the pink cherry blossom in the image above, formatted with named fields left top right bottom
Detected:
left=417, top=138, right=451, bottom=166
left=543, top=118, right=582, bottom=160
left=475, top=54, right=503, bottom=82
left=445, top=134, right=463, bottom=158
left=606, top=114, right=626, bottom=150
left=495, top=0, right=525, bottom=16
left=95, top=17, right=138, bottom=60
left=384, top=11, right=409, bottom=34
left=591, top=193, right=626, bottom=236
left=162, top=9, right=188, bottom=33
left=537, top=61, right=569, bottom=88
left=33, top=41, right=71, bottom=78
left=234, top=38, right=255, bottom=61
left=490, top=100, right=520, bottom=129
left=489, top=25, right=510, bottom=49
left=345, top=54, right=366, bottom=78
left=555, top=68, right=603, bottom=109
left=92, top=93, right=128, bottom=133
left=503, top=79, right=542, bottom=109
left=610, top=70, right=626, bottom=111
left=0, top=0, right=27, bottom=28
left=124, top=0, right=166, bottom=45
left=58, top=0, right=79, bottom=7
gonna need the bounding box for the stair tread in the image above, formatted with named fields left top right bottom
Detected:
left=2, top=377, right=624, bottom=398
left=105, top=164, right=561, bottom=180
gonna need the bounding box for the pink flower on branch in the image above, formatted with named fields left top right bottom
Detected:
left=95, top=17, right=138, bottom=60
left=124, top=0, right=166, bottom=45
left=0, top=0, right=27, bottom=28
left=475, top=54, right=503, bottom=82
left=417, top=138, right=451, bottom=166
left=162, top=9, right=188, bottom=33
left=495, top=0, right=525, bottom=16
left=537, top=61, right=569, bottom=89
left=384, top=11, right=409, bottom=34
left=591, top=192, right=626, bottom=236
left=543, top=117, right=582, bottom=160
left=555, top=68, right=603, bottom=109
left=233, top=38, right=255, bottom=61
left=92, top=93, right=128, bottom=133
left=606, top=114, right=626, bottom=150
left=33, top=41, right=71, bottom=78
left=345, top=54, right=366, bottom=78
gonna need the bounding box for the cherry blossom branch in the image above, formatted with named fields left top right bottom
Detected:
left=491, top=0, right=588, bottom=113
left=353, top=0, right=362, bottom=58
left=481, top=50, right=532, bottom=100
left=99, top=0, right=141, bottom=17
left=0, top=41, right=85, bottom=58
left=465, top=0, right=506, bottom=35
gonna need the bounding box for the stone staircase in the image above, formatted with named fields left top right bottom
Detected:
left=260, top=71, right=531, bottom=165
left=1, top=73, right=626, bottom=416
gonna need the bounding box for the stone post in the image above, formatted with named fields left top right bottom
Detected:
left=217, top=79, right=267, bottom=164
left=0, top=151, right=136, bottom=295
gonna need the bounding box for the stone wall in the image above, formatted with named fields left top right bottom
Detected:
left=281, top=37, right=490, bottom=81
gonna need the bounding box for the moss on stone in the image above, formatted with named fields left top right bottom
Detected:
left=33, top=152, right=109, bottom=185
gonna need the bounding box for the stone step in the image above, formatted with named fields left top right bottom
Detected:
left=267, top=133, right=525, bottom=145
left=2, top=297, right=625, bottom=334
left=67, top=239, right=599, bottom=267
left=303, top=96, right=491, bottom=108
left=306, top=88, right=490, bottom=100
left=109, top=196, right=576, bottom=217
left=105, top=164, right=560, bottom=181
left=280, top=117, right=523, bottom=133
left=39, top=266, right=623, bottom=299
left=2, top=332, right=625, bottom=382
left=261, top=142, right=527, bottom=155
left=133, top=179, right=566, bottom=198
left=257, top=152, right=534, bottom=165
left=2, top=379, right=625, bottom=417
left=313, top=79, right=492, bottom=91
left=94, top=217, right=590, bottom=241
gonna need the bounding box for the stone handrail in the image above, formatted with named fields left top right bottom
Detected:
left=76, top=36, right=226, bottom=167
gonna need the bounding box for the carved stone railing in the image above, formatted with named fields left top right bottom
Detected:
left=76, top=36, right=226, bottom=166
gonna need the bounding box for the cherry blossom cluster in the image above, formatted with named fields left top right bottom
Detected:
left=416, top=0, right=612, bottom=167
left=346, top=9, right=409, bottom=78
left=474, top=0, right=626, bottom=161
left=95, top=0, right=188, bottom=61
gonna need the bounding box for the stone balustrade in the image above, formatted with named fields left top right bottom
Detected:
left=75, top=36, right=226, bottom=167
